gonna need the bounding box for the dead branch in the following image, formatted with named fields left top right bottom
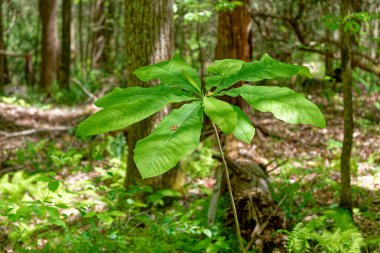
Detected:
left=0, top=126, right=71, bottom=140
left=245, top=194, right=288, bottom=251
left=72, top=78, right=98, bottom=101
left=0, top=49, right=32, bottom=58
left=249, top=10, right=380, bottom=77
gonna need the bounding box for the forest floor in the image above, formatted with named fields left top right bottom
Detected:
left=0, top=86, right=379, bottom=252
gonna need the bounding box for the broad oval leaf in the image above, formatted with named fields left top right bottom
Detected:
left=76, top=97, right=168, bottom=137
left=203, top=96, right=237, bottom=134
left=214, top=54, right=311, bottom=92
left=134, top=101, right=203, bottom=178
left=232, top=105, right=255, bottom=144
left=206, top=59, right=245, bottom=90
left=134, top=55, right=202, bottom=95
left=95, top=84, right=195, bottom=108
left=48, top=180, right=60, bottom=192
left=221, top=85, right=326, bottom=128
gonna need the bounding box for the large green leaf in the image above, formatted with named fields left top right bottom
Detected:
left=95, top=84, right=194, bottom=108
left=214, top=54, right=311, bottom=92
left=76, top=97, right=168, bottom=137
left=134, top=102, right=203, bottom=178
left=231, top=105, right=255, bottom=144
left=221, top=85, right=326, bottom=128
left=203, top=97, right=237, bottom=134
left=206, top=59, right=245, bottom=90
left=134, top=55, right=202, bottom=95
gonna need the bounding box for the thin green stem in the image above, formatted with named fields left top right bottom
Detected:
left=211, top=122, right=245, bottom=253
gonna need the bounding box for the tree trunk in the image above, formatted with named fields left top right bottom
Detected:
left=214, top=0, right=252, bottom=152
left=39, top=0, right=59, bottom=91
left=59, top=0, right=71, bottom=89
left=214, top=0, right=252, bottom=110
left=91, top=0, right=105, bottom=69
left=323, top=1, right=333, bottom=77
left=0, top=0, right=6, bottom=93
left=124, top=0, right=176, bottom=190
left=78, top=0, right=84, bottom=73
left=215, top=0, right=252, bottom=61
left=339, top=0, right=353, bottom=213
left=85, top=0, right=93, bottom=73
left=100, top=0, right=115, bottom=72
left=211, top=2, right=286, bottom=251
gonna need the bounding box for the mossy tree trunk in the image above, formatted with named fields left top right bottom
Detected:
left=124, top=0, right=180, bottom=190
left=339, top=0, right=353, bottom=213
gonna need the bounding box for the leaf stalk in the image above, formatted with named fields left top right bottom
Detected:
left=211, top=122, right=245, bottom=253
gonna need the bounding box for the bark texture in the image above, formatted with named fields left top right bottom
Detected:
left=339, top=0, right=353, bottom=213
left=214, top=0, right=252, bottom=110
left=60, top=0, right=71, bottom=89
left=39, top=0, right=59, bottom=91
left=215, top=0, right=252, bottom=61
left=124, top=0, right=175, bottom=189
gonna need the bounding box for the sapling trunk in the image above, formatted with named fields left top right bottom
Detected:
left=211, top=122, right=245, bottom=253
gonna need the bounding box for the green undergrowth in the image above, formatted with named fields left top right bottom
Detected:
left=1, top=133, right=379, bottom=252
left=0, top=134, right=237, bottom=252
left=270, top=145, right=380, bottom=253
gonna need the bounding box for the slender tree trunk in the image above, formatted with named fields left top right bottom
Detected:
left=78, top=0, right=84, bottom=73
left=114, top=0, right=123, bottom=71
left=85, top=0, right=93, bottom=74
left=59, top=0, right=71, bottom=89
left=124, top=0, right=175, bottom=189
left=102, top=0, right=115, bottom=72
left=91, top=0, right=105, bottom=69
left=39, top=0, right=59, bottom=91
left=339, top=0, right=353, bottom=213
left=324, top=1, right=333, bottom=76
left=0, top=0, right=4, bottom=93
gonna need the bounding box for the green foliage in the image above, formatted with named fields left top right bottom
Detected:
left=77, top=54, right=325, bottom=179
left=181, top=139, right=219, bottom=178
left=221, top=85, right=326, bottom=128
left=134, top=55, right=202, bottom=94
left=286, top=210, right=364, bottom=253
left=210, top=54, right=311, bottom=92
left=364, top=236, right=380, bottom=253
left=0, top=160, right=236, bottom=253
left=76, top=85, right=193, bottom=137
left=203, top=96, right=237, bottom=134
left=134, top=102, right=203, bottom=178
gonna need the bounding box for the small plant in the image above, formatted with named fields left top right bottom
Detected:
left=285, top=210, right=364, bottom=253
left=76, top=54, right=326, bottom=252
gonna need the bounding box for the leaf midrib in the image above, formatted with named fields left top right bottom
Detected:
left=141, top=103, right=201, bottom=169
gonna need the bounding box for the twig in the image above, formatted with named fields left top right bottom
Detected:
left=72, top=78, right=98, bottom=101
left=0, top=126, right=71, bottom=139
left=211, top=122, right=245, bottom=253
left=267, top=160, right=288, bottom=174
left=244, top=194, right=288, bottom=251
